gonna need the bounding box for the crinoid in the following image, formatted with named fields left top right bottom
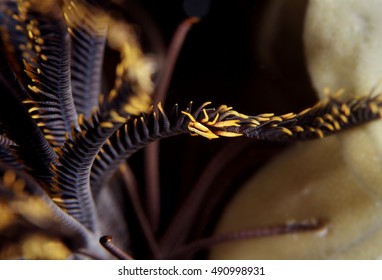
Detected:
left=1, top=0, right=382, bottom=260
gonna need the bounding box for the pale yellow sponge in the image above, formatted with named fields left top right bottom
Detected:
left=210, top=0, right=382, bottom=259
left=304, top=0, right=382, bottom=99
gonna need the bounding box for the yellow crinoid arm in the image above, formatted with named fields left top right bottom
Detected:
left=181, top=104, right=248, bottom=140
left=181, top=111, right=219, bottom=140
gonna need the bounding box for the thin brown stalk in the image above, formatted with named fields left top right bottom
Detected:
left=172, top=219, right=325, bottom=258
left=119, top=163, right=161, bottom=259
left=100, top=235, right=134, bottom=260
left=160, top=139, right=251, bottom=253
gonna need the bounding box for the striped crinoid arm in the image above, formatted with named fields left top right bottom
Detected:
left=0, top=0, right=30, bottom=80
left=0, top=47, right=50, bottom=173
left=0, top=162, right=110, bottom=259
left=90, top=102, right=188, bottom=197
left=0, top=135, right=24, bottom=170
left=1, top=0, right=78, bottom=148
left=0, top=46, right=55, bottom=180
left=90, top=102, right=249, bottom=197
left=50, top=18, right=155, bottom=232
left=62, top=0, right=109, bottom=118
left=89, top=103, right=176, bottom=198
left=239, top=94, right=382, bottom=141
left=0, top=73, right=55, bottom=180
left=0, top=47, right=51, bottom=174
left=50, top=113, right=114, bottom=233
